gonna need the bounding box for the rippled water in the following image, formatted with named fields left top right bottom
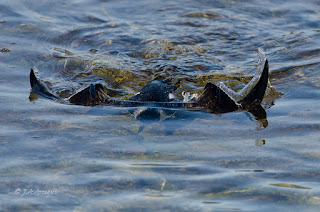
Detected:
left=0, top=0, right=320, bottom=211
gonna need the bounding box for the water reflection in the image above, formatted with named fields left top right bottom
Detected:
left=131, top=106, right=269, bottom=133
left=29, top=92, right=269, bottom=132
left=255, top=139, right=266, bottom=146
left=246, top=105, right=268, bottom=129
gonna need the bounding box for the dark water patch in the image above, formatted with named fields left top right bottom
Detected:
left=270, top=183, right=311, bottom=190
left=182, top=11, right=222, bottom=20
left=205, top=31, right=240, bottom=41
left=177, top=21, right=208, bottom=28
left=297, top=48, right=320, bottom=59
left=235, top=169, right=264, bottom=173
left=0, top=4, right=22, bottom=17
left=1, top=48, right=10, bottom=52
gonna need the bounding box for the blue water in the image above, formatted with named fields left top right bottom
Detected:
left=0, top=0, right=319, bottom=211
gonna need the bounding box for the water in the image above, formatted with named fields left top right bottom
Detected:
left=0, top=0, right=319, bottom=211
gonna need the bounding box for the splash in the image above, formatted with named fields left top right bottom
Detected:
left=217, top=48, right=268, bottom=103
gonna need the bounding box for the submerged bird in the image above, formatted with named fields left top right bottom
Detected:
left=30, top=48, right=270, bottom=122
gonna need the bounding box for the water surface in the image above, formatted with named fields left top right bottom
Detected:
left=0, top=0, right=320, bottom=211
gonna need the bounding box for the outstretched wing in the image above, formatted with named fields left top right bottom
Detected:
left=238, top=59, right=269, bottom=108
left=30, top=68, right=61, bottom=101
left=197, top=48, right=269, bottom=112
left=68, top=83, right=109, bottom=106
left=197, top=82, right=239, bottom=113
left=30, top=68, right=108, bottom=106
